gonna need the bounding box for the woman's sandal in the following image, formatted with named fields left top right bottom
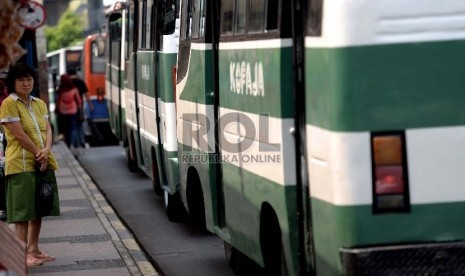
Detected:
left=26, top=254, right=43, bottom=267
left=29, top=250, right=55, bottom=262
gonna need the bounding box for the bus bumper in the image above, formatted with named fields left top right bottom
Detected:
left=340, top=241, right=465, bottom=275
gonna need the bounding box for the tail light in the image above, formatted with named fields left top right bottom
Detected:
left=371, top=132, right=410, bottom=213
left=97, top=87, right=104, bottom=102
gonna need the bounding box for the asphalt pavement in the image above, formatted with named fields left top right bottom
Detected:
left=77, top=145, right=234, bottom=276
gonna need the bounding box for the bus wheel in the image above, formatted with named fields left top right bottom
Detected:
left=151, top=158, right=163, bottom=195
left=224, top=241, right=239, bottom=271
left=186, top=169, right=206, bottom=230
left=163, top=190, right=187, bottom=222
left=125, top=146, right=138, bottom=172
left=261, top=207, right=289, bottom=276
left=224, top=242, right=263, bottom=275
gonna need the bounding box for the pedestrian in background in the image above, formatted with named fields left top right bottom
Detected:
left=57, top=74, right=82, bottom=153
left=0, top=63, right=60, bottom=267
left=67, top=68, right=92, bottom=149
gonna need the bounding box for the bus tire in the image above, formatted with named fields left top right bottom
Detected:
left=186, top=169, right=206, bottom=230
left=125, top=146, right=138, bottom=172
left=163, top=190, right=187, bottom=222
left=223, top=241, right=238, bottom=268
left=260, top=205, right=289, bottom=276
left=224, top=241, right=263, bottom=275
left=151, top=156, right=163, bottom=195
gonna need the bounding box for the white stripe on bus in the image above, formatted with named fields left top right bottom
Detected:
left=219, top=107, right=296, bottom=186
left=407, top=126, right=465, bottom=204
left=110, top=83, right=121, bottom=106
left=219, top=39, right=292, bottom=50
left=177, top=100, right=295, bottom=186
left=307, top=125, right=381, bottom=206
left=176, top=99, right=215, bottom=153
left=138, top=93, right=158, bottom=144
left=307, top=0, right=465, bottom=48
left=160, top=101, right=178, bottom=152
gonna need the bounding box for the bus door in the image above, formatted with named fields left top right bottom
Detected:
left=107, top=12, right=124, bottom=140
left=176, top=0, right=219, bottom=229
left=136, top=0, right=154, bottom=171
left=151, top=0, right=179, bottom=195
left=291, top=0, right=316, bottom=274
left=214, top=1, right=299, bottom=273
left=124, top=0, right=143, bottom=168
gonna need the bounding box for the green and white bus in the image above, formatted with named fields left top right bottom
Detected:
left=176, top=0, right=465, bottom=275
left=113, top=0, right=186, bottom=219
left=106, top=2, right=127, bottom=147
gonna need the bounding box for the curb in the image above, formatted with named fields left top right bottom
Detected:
left=58, top=143, right=160, bottom=276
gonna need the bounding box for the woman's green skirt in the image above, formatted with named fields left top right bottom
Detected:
left=6, top=170, right=60, bottom=223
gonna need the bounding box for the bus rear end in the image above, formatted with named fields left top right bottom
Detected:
left=83, top=33, right=116, bottom=145
left=304, top=1, right=465, bottom=275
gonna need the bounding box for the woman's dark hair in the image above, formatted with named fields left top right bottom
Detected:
left=58, top=74, right=75, bottom=93
left=5, top=63, right=37, bottom=94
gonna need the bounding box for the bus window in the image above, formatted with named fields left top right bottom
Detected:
left=266, top=0, right=278, bottom=31
left=65, top=50, right=82, bottom=72
left=234, top=0, right=247, bottom=35
left=249, top=0, right=265, bottom=33
left=138, top=1, right=146, bottom=49
left=145, top=0, right=153, bottom=49
left=221, top=0, right=234, bottom=36
left=180, top=0, right=194, bottom=40
left=125, top=3, right=135, bottom=80
left=127, top=3, right=135, bottom=57
left=109, top=16, right=122, bottom=66
left=91, top=41, right=106, bottom=73
left=109, top=17, right=122, bottom=41
left=307, top=0, right=323, bottom=36
left=221, top=0, right=278, bottom=37
left=191, top=0, right=206, bottom=39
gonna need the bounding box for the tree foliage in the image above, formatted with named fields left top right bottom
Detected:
left=45, top=10, right=84, bottom=52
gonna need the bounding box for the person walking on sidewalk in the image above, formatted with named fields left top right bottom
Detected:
left=0, top=63, right=60, bottom=267
left=67, top=68, right=92, bottom=149
left=57, top=74, right=82, bottom=152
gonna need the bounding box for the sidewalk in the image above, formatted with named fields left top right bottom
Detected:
left=19, top=141, right=160, bottom=275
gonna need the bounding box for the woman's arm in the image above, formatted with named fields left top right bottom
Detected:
left=3, top=121, right=41, bottom=156
left=35, top=120, right=52, bottom=170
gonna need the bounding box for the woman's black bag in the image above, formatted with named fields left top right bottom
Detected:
left=35, top=166, right=54, bottom=217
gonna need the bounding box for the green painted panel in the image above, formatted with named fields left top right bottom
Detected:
left=137, top=51, right=156, bottom=97
left=306, top=40, right=465, bottom=131
left=178, top=49, right=214, bottom=105
left=158, top=53, right=177, bottom=103
left=218, top=47, right=294, bottom=118
left=221, top=162, right=299, bottom=274
left=311, top=198, right=465, bottom=275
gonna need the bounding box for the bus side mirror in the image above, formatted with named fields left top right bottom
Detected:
left=158, top=0, right=176, bottom=35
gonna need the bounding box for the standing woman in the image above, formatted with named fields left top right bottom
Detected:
left=0, top=63, right=59, bottom=267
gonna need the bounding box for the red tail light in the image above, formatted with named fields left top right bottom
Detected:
left=371, top=133, right=410, bottom=213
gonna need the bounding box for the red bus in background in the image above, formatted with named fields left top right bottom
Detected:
left=81, top=33, right=117, bottom=145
